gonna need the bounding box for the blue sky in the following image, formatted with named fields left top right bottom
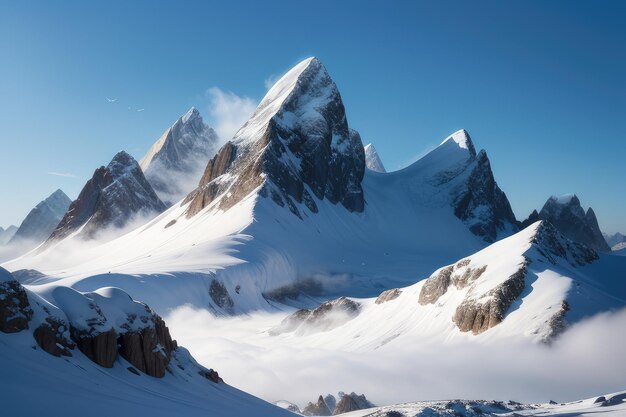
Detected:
left=0, top=1, right=624, bottom=233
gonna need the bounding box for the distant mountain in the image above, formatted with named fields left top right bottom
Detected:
left=10, top=189, right=71, bottom=246
left=528, top=194, right=611, bottom=252
left=140, top=107, right=219, bottom=205
left=46, top=151, right=165, bottom=243
left=0, top=226, right=17, bottom=246
left=302, top=392, right=374, bottom=415
left=363, top=142, right=386, bottom=173
left=605, top=232, right=626, bottom=250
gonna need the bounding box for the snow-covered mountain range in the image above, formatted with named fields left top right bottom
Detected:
left=1, top=57, right=624, bottom=416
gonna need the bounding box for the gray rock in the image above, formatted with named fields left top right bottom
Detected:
left=271, top=297, right=361, bottom=335
left=303, top=395, right=332, bottom=416
left=209, top=279, right=234, bottom=312
left=375, top=288, right=402, bottom=304
left=453, top=262, right=527, bottom=334
left=537, top=195, right=610, bottom=252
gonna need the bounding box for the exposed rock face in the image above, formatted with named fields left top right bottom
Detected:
left=303, top=395, right=332, bottom=416
left=33, top=317, right=74, bottom=357
left=184, top=57, right=365, bottom=219
left=47, top=151, right=165, bottom=243
left=537, top=195, right=610, bottom=252
left=72, top=327, right=118, bottom=368
left=140, top=108, right=219, bottom=205
left=375, top=288, right=402, bottom=304
left=209, top=279, right=234, bottom=312
left=532, top=221, right=598, bottom=266
left=10, top=189, right=71, bottom=245
left=453, top=263, right=527, bottom=334
left=452, top=140, right=518, bottom=243
left=53, top=287, right=178, bottom=376
left=0, top=268, right=33, bottom=333
left=199, top=368, right=223, bottom=383
left=270, top=296, right=360, bottom=335
left=520, top=209, right=540, bottom=229
left=118, top=315, right=177, bottom=378
left=364, top=142, right=386, bottom=173
left=418, top=266, right=453, bottom=305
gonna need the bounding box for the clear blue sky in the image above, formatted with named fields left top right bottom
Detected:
left=1, top=1, right=624, bottom=234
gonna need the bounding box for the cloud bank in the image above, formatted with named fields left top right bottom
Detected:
left=205, top=87, right=257, bottom=143
left=165, top=306, right=626, bottom=409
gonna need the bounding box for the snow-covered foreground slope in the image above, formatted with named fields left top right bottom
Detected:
left=341, top=391, right=626, bottom=417
left=0, top=267, right=291, bottom=417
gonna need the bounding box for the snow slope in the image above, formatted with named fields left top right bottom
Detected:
left=0, top=267, right=292, bottom=417
left=341, top=391, right=626, bottom=417
left=265, top=221, right=626, bottom=349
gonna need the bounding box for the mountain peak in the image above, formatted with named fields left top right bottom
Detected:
left=181, top=106, right=200, bottom=123
left=364, top=143, right=386, bottom=173
left=140, top=108, right=219, bottom=205
left=440, top=129, right=476, bottom=157
left=46, top=152, right=165, bottom=243
left=538, top=194, right=610, bottom=252
left=185, top=57, right=365, bottom=217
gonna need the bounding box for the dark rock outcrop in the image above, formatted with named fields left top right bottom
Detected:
left=0, top=269, right=33, bottom=333
left=199, top=368, right=223, bottom=383
left=209, top=279, right=234, bottom=311
left=10, top=189, right=71, bottom=246
left=532, top=221, right=598, bottom=266
left=521, top=209, right=540, bottom=229
left=33, top=317, right=74, bottom=357
left=452, top=144, right=519, bottom=243
left=537, top=195, right=610, bottom=252
left=47, top=151, right=165, bottom=243
left=303, top=395, right=332, bottom=416
left=71, top=327, right=118, bottom=368
left=184, top=57, right=365, bottom=219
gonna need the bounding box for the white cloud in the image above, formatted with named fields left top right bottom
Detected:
left=205, top=87, right=258, bottom=143
left=264, top=74, right=280, bottom=91
left=47, top=171, right=76, bottom=178
left=165, top=306, right=626, bottom=409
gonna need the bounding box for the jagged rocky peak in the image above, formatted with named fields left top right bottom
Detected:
left=530, top=220, right=598, bottom=266
left=140, top=107, right=219, bottom=205
left=10, top=189, right=71, bottom=245
left=364, top=142, right=386, bottom=173
left=605, top=232, right=626, bottom=250
left=184, top=57, right=365, bottom=218
left=538, top=194, right=610, bottom=252
left=427, top=129, right=518, bottom=242
left=47, top=151, right=165, bottom=243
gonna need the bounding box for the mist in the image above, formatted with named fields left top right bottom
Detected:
left=165, top=306, right=626, bottom=408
